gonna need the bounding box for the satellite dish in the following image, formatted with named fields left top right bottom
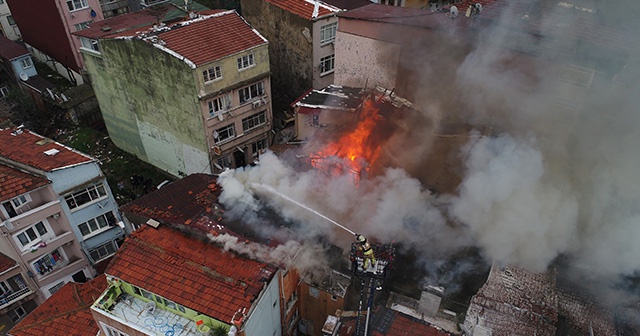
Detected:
left=19, top=72, right=28, bottom=81
left=212, top=146, right=221, bottom=156
left=90, top=9, right=97, bottom=17
left=450, top=5, right=459, bottom=18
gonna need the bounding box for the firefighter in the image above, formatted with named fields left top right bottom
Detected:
left=355, top=234, right=376, bottom=271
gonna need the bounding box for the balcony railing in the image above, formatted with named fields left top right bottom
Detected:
left=0, top=287, right=33, bottom=309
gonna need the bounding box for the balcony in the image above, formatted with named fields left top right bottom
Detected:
left=3, top=200, right=60, bottom=230
left=0, top=287, right=33, bottom=310
left=93, top=285, right=224, bottom=336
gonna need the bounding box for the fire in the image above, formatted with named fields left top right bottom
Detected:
left=312, top=99, right=383, bottom=180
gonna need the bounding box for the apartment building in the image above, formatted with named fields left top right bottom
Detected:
left=0, top=127, right=130, bottom=273
left=0, top=161, right=92, bottom=300
left=5, top=0, right=105, bottom=85
left=75, top=7, right=273, bottom=176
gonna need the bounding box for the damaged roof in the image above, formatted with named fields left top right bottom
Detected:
left=462, top=264, right=558, bottom=336
left=105, top=225, right=277, bottom=323
left=9, top=275, right=108, bottom=336
left=0, top=163, right=50, bottom=202
left=120, top=173, right=227, bottom=235
left=292, top=85, right=366, bottom=112
left=0, top=127, right=94, bottom=172
left=264, top=0, right=342, bottom=20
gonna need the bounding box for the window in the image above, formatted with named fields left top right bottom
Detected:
left=213, top=124, right=235, bottom=144
left=67, top=0, right=88, bottom=11
left=74, top=21, right=92, bottom=31
left=164, top=298, right=176, bottom=310
left=251, top=138, right=268, bottom=156
left=64, top=183, right=107, bottom=210
left=6, top=15, right=15, bottom=26
left=208, top=94, right=230, bottom=118
left=320, top=22, right=337, bottom=45
left=237, top=54, right=255, bottom=70
left=78, top=212, right=116, bottom=237
left=33, top=249, right=63, bottom=276
left=48, top=281, right=66, bottom=295
left=11, top=194, right=29, bottom=208
left=20, top=58, right=33, bottom=69
left=239, top=81, right=264, bottom=104
left=320, top=54, right=335, bottom=75
left=203, top=65, right=222, bottom=82
left=90, top=240, right=118, bottom=262
left=80, top=37, right=99, bottom=52
left=309, top=287, right=319, bottom=299
left=242, top=111, right=267, bottom=132
left=16, top=222, right=48, bottom=248
left=0, top=86, right=9, bottom=98
left=215, top=155, right=232, bottom=170
left=8, top=305, right=25, bottom=322
left=101, top=322, right=130, bottom=336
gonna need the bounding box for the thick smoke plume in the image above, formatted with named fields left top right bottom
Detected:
left=218, top=0, right=640, bottom=311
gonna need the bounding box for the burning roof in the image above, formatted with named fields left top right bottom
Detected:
left=461, top=264, right=558, bottom=336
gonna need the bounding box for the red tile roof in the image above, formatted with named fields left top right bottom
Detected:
left=8, top=275, right=109, bottom=336
left=265, top=0, right=341, bottom=20
left=0, top=35, right=29, bottom=60
left=120, top=173, right=227, bottom=235
left=106, top=11, right=268, bottom=67
left=0, top=251, right=17, bottom=273
left=0, top=163, right=50, bottom=202
left=0, top=127, right=94, bottom=172
left=105, top=225, right=277, bottom=323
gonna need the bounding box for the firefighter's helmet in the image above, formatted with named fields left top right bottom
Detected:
left=357, top=234, right=366, bottom=243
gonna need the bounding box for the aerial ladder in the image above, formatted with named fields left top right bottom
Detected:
left=349, top=234, right=396, bottom=336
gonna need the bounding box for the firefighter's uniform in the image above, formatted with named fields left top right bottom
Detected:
left=356, top=234, right=376, bottom=271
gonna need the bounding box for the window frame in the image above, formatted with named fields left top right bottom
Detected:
left=89, top=240, right=118, bottom=262
left=320, top=54, right=335, bottom=76
left=236, top=53, right=255, bottom=70
left=242, top=111, right=267, bottom=133
left=213, top=124, right=235, bottom=144
left=239, top=81, right=264, bottom=104
left=8, top=304, right=26, bottom=323
left=15, top=221, right=50, bottom=249
left=208, top=94, right=231, bottom=118
left=203, top=65, right=222, bottom=82
left=20, top=58, right=33, bottom=70
left=64, top=182, right=107, bottom=211
left=320, top=22, right=337, bottom=45
left=78, top=212, right=116, bottom=238
left=0, top=86, right=9, bottom=98
left=251, top=138, right=268, bottom=157
left=215, top=155, right=232, bottom=170
left=74, top=21, right=92, bottom=31
left=67, top=0, right=89, bottom=11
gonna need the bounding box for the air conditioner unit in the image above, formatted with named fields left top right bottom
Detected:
left=252, top=100, right=261, bottom=109
left=260, top=97, right=267, bottom=105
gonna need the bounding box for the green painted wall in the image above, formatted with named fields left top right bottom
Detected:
left=83, top=39, right=210, bottom=177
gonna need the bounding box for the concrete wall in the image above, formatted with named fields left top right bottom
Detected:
left=240, top=0, right=313, bottom=113
left=298, top=282, right=346, bottom=336
left=312, top=17, right=338, bottom=89
left=334, top=30, right=401, bottom=90
left=243, top=271, right=282, bottom=336
left=82, top=38, right=210, bottom=177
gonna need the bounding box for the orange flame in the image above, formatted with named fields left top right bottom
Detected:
left=314, top=99, right=382, bottom=177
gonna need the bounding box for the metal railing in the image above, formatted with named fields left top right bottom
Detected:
left=0, top=287, right=32, bottom=309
